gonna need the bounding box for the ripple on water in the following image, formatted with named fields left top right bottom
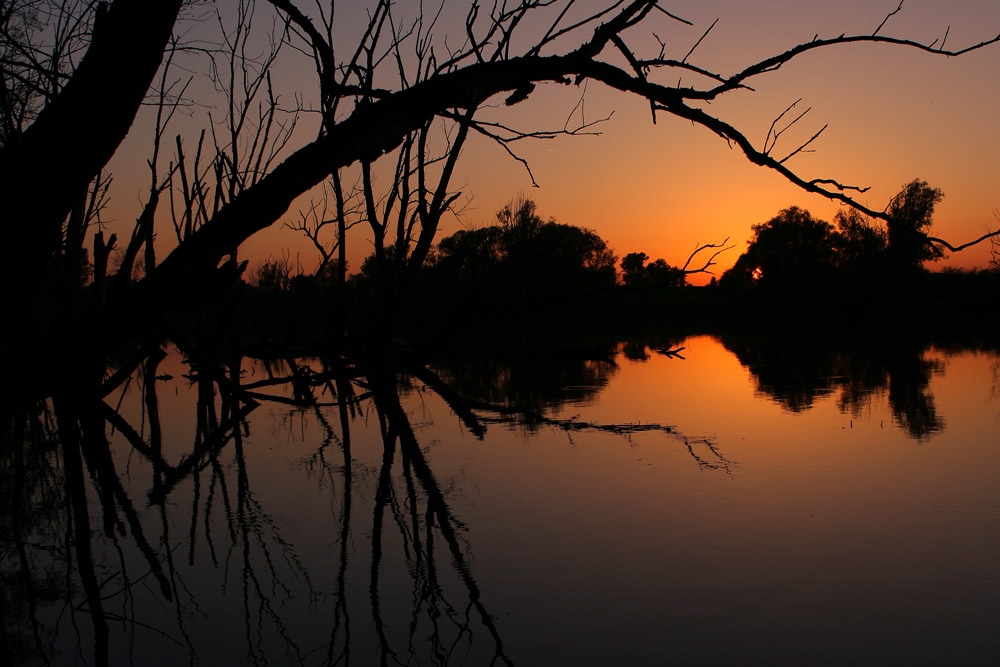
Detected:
left=932, top=500, right=1000, bottom=515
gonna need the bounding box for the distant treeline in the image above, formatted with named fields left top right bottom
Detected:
left=224, top=185, right=1000, bottom=352
left=249, top=181, right=997, bottom=301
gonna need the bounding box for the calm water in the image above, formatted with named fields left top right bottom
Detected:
left=4, top=334, right=999, bottom=665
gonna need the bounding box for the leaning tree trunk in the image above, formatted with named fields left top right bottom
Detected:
left=0, top=0, right=182, bottom=403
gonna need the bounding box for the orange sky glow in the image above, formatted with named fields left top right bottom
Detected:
left=105, top=0, right=1000, bottom=284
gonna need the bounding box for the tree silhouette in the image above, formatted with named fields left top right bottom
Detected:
left=433, top=226, right=508, bottom=287
left=0, top=0, right=182, bottom=291
left=497, top=196, right=544, bottom=237
left=428, top=198, right=618, bottom=297
left=724, top=206, right=840, bottom=285
left=2, top=1, right=1000, bottom=397
left=620, top=240, right=732, bottom=287
left=521, top=222, right=619, bottom=289
left=834, top=208, right=888, bottom=275
left=621, top=252, right=651, bottom=286
left=886, top=179, right=945, bottom=272
left=622, top=253, right=686, bottom=287
left=723, top=180, right=957, bottom=286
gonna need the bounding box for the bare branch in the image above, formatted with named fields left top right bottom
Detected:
left=680, top=238, right=735, bottom=275
left=652, top=5, right=693, bottom=26
left=778, top=123, right=827, bottom=164
left=763, top=98, right=808, bottom=155
left=681, top=17, right=717, bottom=64
left=927, top=228, right=1000, bottom=253
left=873, top=1, right=905, bottom=37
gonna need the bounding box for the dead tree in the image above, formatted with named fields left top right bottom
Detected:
left=143, top=1, right=1000, bottom=300
left=2, top=0, right=1000, bottom=396
left=0, top=0, right=183, bottom=285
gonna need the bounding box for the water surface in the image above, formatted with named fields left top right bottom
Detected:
left=4, top=334, right=998, bottom=665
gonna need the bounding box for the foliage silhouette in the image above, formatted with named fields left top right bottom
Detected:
left=621, top=252, right=685, bottom=287
left=425, top=198, right=618, bottom=300
left=834, top=207, right=889, bottom=275
left=886, top=179, right=946, bottom=272
left=723, top=181, right=954, bottom=287
left=621, top=252, right=651, bottom=286
left=621, top=239, right=733, bottom=287
left=723, top=206, right=840, bottom=286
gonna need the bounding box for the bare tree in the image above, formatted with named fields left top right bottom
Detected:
left=0, top=0, right=182, bottom=285
left=283, top=178, right=363, bottom=280
left=145, top=1, right=1000, bottom=297
left=3, top=0, right=1000, bottom=396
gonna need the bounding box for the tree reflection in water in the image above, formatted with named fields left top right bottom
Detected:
left=1, top=341, right=722, bottom=666
left=2, top=334, right=983, bottom=665
left=719, top=333, right=948, bottom=439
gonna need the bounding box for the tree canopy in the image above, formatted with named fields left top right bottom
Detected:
left=723, top=180, right=948, bottom=286
left=426, top=198, right=618, bottom=298
left=886, top=180, right=946, bottom=271
left=621, top=252, right=687, bottom=287
left=833, top=208, right=889, bottom=274
left=724, top=206, right=841, bottom=285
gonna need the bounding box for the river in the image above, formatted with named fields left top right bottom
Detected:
left=4, top=333, right=998, bottom=665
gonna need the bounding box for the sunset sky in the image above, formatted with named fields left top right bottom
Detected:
left=108, top=0, right=1000, bottom=283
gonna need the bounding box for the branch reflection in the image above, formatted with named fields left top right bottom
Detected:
left=3, top=332, right=982, bottom=664
left=11, top=341, right=689, bottom=665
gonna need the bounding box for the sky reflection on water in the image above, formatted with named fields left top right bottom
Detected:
left=4, top=334, right=998, bottom=666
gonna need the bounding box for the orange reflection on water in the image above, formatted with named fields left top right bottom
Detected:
left=457, top=335, right=1000, bottom=662
left=95, top=335, right=999, bottom=664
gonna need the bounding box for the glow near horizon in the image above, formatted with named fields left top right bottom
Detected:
left=106, top=0, right=1000, bottom=283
